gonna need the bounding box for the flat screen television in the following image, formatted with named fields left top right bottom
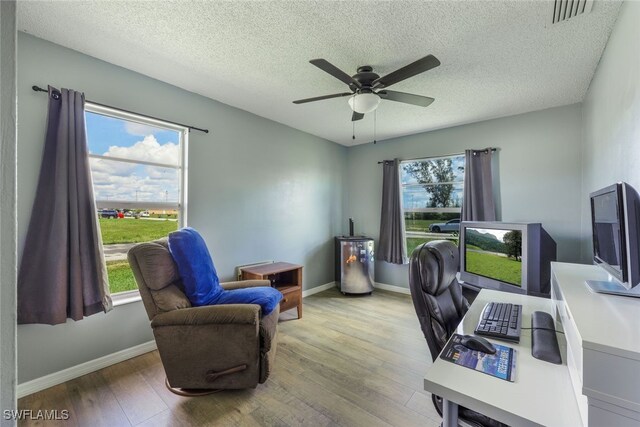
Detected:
left=459, top=222, right=556, bottom=297
left=586, top=182, right=640, bottom=297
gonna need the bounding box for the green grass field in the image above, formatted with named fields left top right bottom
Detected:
left=99, top=218, right=178, bottom=244
left=101, top=218, right=178, bottom=293
left=465, top=250, right=522, bottom=286
left=106, top=260, right=138, bottom=294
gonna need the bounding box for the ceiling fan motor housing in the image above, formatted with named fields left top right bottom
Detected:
left=351, top=66, right=380, bottom=92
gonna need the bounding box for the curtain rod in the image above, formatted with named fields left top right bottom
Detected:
left=377, top=148, right=497, bottom=164
left=32, top=85, right=209, bottom=134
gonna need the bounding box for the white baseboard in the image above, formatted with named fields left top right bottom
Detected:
left=302, top=281, right=335, bottom=298
left=17, top=340, right=157, bottom=398
left=374, top=282, right=412, bottom=295
left=303, top=281, right=411, bottom=296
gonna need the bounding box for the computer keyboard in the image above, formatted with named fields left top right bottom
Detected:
left=475, top=302, right=522, bottom=343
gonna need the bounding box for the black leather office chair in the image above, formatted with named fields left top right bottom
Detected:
left=409, top=240, right=507, bottom=427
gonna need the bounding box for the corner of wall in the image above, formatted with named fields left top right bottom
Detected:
left=0, top=0, right=18, bottom=420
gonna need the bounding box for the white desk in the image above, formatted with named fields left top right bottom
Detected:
left=423, top=288, right=582, bottom=427
left=551, top=262, right=640, bottom=426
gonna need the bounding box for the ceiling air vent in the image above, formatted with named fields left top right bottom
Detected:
left=552, top=0, right=593, bottom=24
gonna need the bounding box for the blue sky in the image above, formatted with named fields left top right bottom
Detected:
left=85, top=112, right=178, bottom=156
left=85, top=112, right=181, bottom=203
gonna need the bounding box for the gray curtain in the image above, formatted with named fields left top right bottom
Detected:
left=462, top=148, right=496, bottom=221
left=378, top=159, right=408, bottom=264
left=18, top=86, right=112, bottom=325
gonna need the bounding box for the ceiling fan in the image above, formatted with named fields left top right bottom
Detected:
left=293, top=55, right=440, bottom=121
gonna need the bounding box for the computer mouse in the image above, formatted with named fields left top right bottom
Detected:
left=460, top=335, right=497, bottom=354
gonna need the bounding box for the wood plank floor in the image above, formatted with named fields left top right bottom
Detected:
left=18, top=288, right=441, bottom=427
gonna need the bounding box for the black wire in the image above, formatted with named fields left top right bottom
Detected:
left=521, top=327, right=565, bottom=334
left=373, top=109, right=377, bottom=144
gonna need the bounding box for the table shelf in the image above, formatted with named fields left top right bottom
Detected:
left=241, top=262, right=302, bottom=319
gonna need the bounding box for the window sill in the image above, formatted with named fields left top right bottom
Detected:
left=112, top=290, right=142, bottom=307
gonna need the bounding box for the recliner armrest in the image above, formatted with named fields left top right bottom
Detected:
left=221, top=280, right=271, bottom=290
left=151, top=304, right=260, bottom=328
left=259, top=305, right=279, bottom=352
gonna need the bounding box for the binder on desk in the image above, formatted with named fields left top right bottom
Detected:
left=441, top=334, right=517, bottom=382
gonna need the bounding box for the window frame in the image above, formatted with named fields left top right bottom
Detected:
left=400, top=153, right=465, bottom=248
left=84, top=102, right=189, bottom=302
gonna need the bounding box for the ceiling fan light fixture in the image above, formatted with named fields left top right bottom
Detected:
left=348, top=93, right=380, bottom=114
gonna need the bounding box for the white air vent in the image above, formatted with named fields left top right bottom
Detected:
left=552, top=0, right=593, bottom=24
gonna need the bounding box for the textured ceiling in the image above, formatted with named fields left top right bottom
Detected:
left=18, top=1, right=621, bottom=146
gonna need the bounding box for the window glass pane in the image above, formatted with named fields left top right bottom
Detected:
left=401, top=155, right=465, bottom=185
left=90, top=158, right=180, bottom=203
left=86, top=112, right=181, bottom=166
left=85, top=109, right=185, bottom=296
left=404, top=212, right=462, bottom=233
left=402, top=154, right=465, bottom=257
left=99, top=208, right=179, bottom=294
left=402, top=183, right=463, bottom=211
left=406, top=235, right=459, bottom=256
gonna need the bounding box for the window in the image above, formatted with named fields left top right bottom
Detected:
left=85, top=104, right=188, bottom=297
left=401, top=154, right=465, bottom=255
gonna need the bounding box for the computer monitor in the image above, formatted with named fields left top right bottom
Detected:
left=586, top=182, right=640, bottom=297
left=459, top=221, right=557, bottom=297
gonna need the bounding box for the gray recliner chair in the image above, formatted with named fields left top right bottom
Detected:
left=409, top=240, right=506, bottom=427
left=128, top=238, right=279, bottom=395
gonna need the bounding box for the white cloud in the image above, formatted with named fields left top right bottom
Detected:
left=102, top=135, right=180, bottom=166
left=473, top=228, right=510, bottom=242
left=90, top=135, right=180, bottom=203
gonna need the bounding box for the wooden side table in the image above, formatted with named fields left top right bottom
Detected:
left=241, top=262, right=302, bottom=319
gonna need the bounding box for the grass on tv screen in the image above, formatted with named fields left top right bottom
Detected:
left=465, top=228, right=523, bottom=286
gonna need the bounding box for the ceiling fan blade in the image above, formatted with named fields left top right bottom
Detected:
left=352, top=111, right=364, bottom=122
left=373, top=55, right=440, bottom=89
left=293, top=92, right=353, bottom=104
left=377, top=90, right=435, bottom=107
left=310, top=59, right=362, bottom=88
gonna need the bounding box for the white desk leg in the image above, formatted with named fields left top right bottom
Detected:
left=442, top=399, right=459, bottom=427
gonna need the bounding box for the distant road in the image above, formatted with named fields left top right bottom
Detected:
left=118, top=217, right=177, bottom=222
left=103, top=243, right=136, bottom=261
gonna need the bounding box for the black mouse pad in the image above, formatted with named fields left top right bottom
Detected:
left=440, top=334, right=517, bottom=382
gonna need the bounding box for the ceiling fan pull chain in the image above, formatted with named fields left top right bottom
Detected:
left=352, top=120, right=355, bottom=140
left=373, top=110, right=377, bottom=144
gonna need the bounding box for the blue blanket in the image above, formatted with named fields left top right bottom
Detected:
left=168, top=227, right=282, bottom=315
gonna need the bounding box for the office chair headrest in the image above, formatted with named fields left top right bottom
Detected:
left=412, top=240, right=460, bottom=296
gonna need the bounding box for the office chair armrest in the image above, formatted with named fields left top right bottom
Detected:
left=221, top=280, right=271, bottom=290
left=151, top=304, right=260, bottom=328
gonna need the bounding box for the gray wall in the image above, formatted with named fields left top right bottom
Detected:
left=1, top=1, right=18, bottom=423
left=17, top=33, right=346, bottom=383
left=580, top=1, right=640, bottom=261
left=21, top=4, right=625, bottom=381
left=346, top=104, right=583, bottom=288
